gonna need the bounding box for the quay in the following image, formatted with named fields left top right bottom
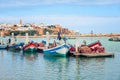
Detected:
left=71, top=52, right=114, bottom=58
left=16, top=35, right=76, bottom=38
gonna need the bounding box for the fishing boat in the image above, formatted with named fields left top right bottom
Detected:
left=0, top=38, right=7, bottom=49
left=69, top=40, right=105, bottom=54
left=69, top=40, right=114, bottom=57
left=37, top=40, right=46, bottom=53
left=108, top=37, right=120, bottom=42
left=0, top=32, right=7, bottom=49
left=43, top=44, right=70, bottom=57
left=6, top=33, right=24, bottom=51
left=37, top=45, right=44, bottom=53
left=8, top=42, right=24, bottom=51
left=79, top=40, right=105, bottom=53
left=0, top=45, right=7, bottom=49
left=23, top=42, right=37, bottom=53
left=87, top=40, right=102, bottom=48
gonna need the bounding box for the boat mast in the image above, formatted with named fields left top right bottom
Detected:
left=25, top=33, right=29, bottom=44
left=75, top=31, right=80, bottom=54
left=11, top=33, right=15, bottom=44
left=46, top=31, right=49, bottom=49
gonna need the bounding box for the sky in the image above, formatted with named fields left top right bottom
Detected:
left=0, top=0, right=120, bottom=33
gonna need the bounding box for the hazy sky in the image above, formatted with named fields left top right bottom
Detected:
left=0, top=0, right=120, bottom=33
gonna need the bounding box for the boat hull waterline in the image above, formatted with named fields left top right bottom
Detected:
left=44, top=44, right=69, bottom=57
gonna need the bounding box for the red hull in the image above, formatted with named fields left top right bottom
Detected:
left=24, top=42, right=37, bottom=51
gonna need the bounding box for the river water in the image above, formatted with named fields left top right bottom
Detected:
left=0, top=37, right=120, bottom=80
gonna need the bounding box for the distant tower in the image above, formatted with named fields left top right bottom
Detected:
left=20, top=19, right=22, bottom=26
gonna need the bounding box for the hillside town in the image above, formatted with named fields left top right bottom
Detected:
left=0, top=19, right=120, bottom=37
left=0, top=19, right=75, bottom=36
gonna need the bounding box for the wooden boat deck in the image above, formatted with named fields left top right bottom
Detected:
left=71, top=52, right=114, bottom=58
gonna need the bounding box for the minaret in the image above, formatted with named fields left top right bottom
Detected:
left=20, top=18, right=22, bottom=26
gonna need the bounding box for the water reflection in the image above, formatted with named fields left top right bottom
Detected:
left=79, top=57, right=106, bottom=80
left=0, top=49, right=117, bottom=80
left=0, top=50, right=4, bottom=60
left=23, top=52, right=38, bottom=61
left=44, top=56, right=69, bottom=80
left=0, top=50, right=4, bottom=56
left=43, top=55, right=107, bottom=80
left=75, top=57, right=81, bottom=80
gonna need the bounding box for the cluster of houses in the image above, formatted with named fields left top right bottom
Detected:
left=0, top=20, right=75, bottom=36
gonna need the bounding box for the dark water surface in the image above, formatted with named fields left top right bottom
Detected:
left=0, top=37, right=120, bottom=80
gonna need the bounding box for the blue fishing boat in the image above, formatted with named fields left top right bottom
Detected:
left=0, top=45, right=7, bottom=49
left=8, top=42, right=24, bottom=51
left=43, top=44, right=70, bottom=57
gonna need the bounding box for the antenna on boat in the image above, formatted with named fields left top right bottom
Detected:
left=25, top=33, right=29, bottom=44
left=46, top=31, right=49, bottom=49
left=75, top=31, right=80, bottom=54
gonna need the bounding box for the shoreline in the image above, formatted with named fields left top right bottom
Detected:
left=16, top=33, right=120, bottom=38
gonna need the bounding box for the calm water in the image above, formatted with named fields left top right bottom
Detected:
left=0, top=37, right=120, bottom=80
